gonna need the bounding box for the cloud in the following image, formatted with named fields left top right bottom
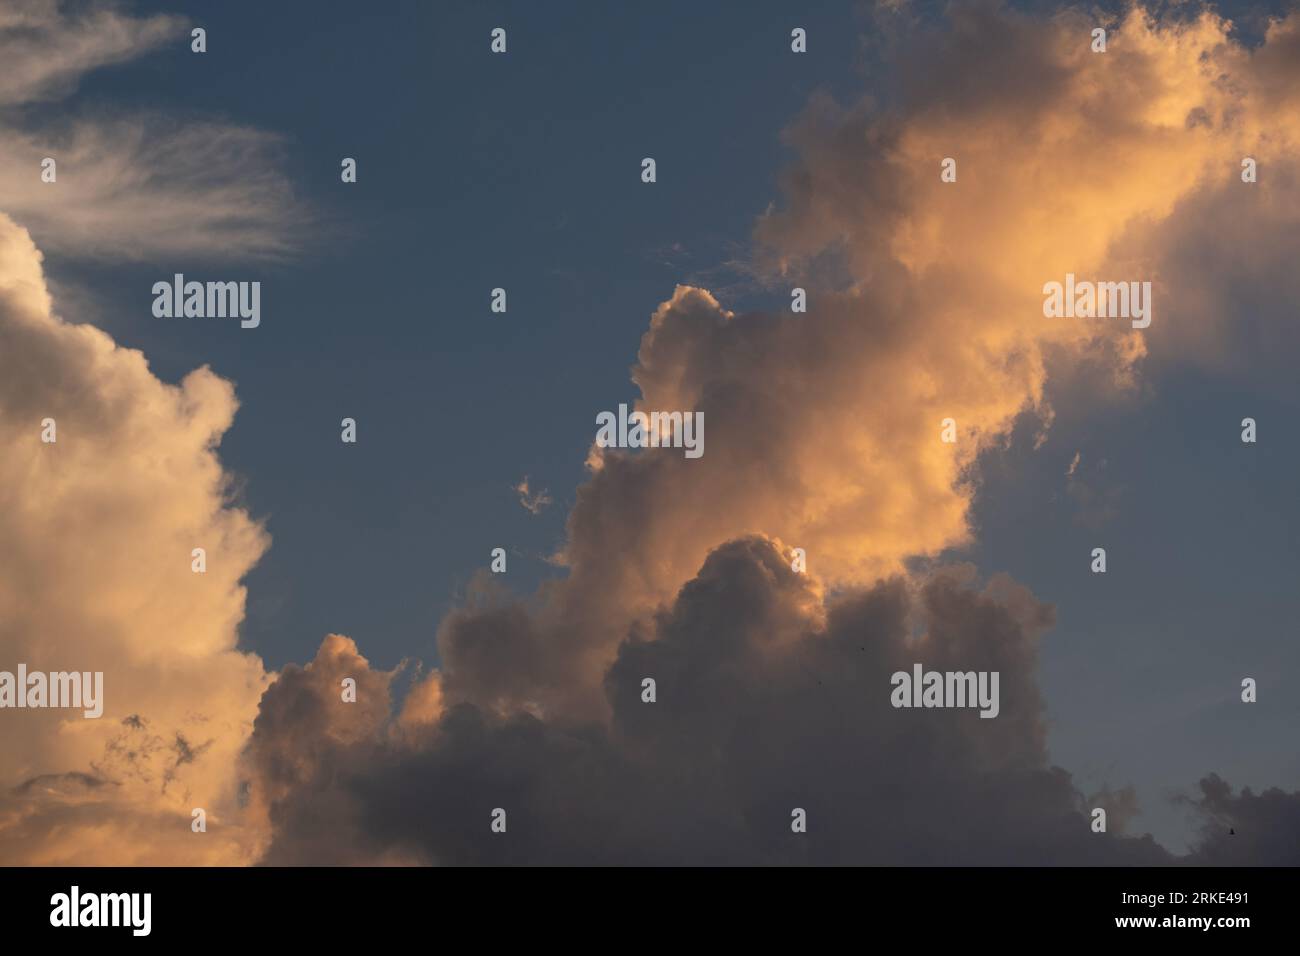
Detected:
left=0, top=0, right=183, bottom=107
left=0, top=116, right=310, bottom=261
left=431, top=3, right=1300, bottom=721
left=1183, top=773, right=1300, bottom=865
left=0, top=213, right=270, bottom=863
left=249, top=538, right=1184, bottom=864
left=239, top=1, right=1300, bottom=863
left=513, top=477, right=553, bottom=515
left=0, top=0, right=312, bottom=860
left=0, top=1, right=310, bottom=260
left=237, top=635, right=400, bottom=865
left=7, top=0, right=1300, bottom=865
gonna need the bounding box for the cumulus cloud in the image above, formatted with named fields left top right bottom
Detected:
left=0, top=0, right=479, bottom=866
left=249, top=538, right=1182, bottom=864
left=240, top=1, right=1300, bottom=863
left=1183, top=774, right=1300, bottom=865
left=0, top=2, right=310, bottom=861
left=433, top=3, right=1300, bottom=721
left=0, top=212, right=270, bottom=863
left=8, top=0, right=1300, bottom=866
left=237, top=635, right=401, bottom=865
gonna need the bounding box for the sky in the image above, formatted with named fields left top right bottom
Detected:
left=0, top=0, right=1298, bottom=864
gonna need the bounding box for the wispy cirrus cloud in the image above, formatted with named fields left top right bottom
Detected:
left=0, top=0, right=182, bottom=107
left=0, top=0, right=311, bottom=260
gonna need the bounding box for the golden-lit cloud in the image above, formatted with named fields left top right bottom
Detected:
left=0, top=0, right=313, bottom=862
left=437, top=4, right=1300, bottom=719
left=240, top=634, right=405, bottom=865
left=0, top=213, right=271, bottom=863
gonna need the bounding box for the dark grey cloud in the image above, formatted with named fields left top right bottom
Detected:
left=1183, top=774, right=1300, bottom=865
left=247, top=538, right=1191, bottom=865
